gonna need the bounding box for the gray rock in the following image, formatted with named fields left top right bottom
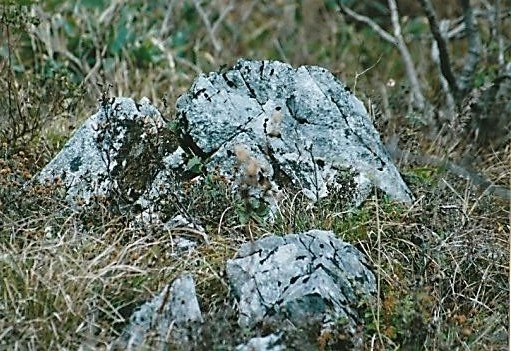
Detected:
left=164, top=214, right=208, bottom=256
left=37, top=59, right=412, bottom=224
left=236, top=333, right=285, bottom=351
left=37, top=96, right=168, bottom=206
left=117, top=273, right=203, bottom=350
left=176, top=59, right=413, bottom=207
left=226, top=230, right=375, bottom=343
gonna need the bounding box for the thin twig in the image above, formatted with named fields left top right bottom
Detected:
left=337, top=2, right=397, bottom=45
left=159, top=0, right=176, bottom=38
left=211, top=0, right=234, bottom=35
left=337, top=1, right=427, bottom=112
left=353, top=55, right=382, bottom=94
left=193, top=0, right=222, bottom=53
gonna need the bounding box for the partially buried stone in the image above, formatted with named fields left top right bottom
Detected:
left=226, top=230, right=376, bottom=347
left=116, top=273, right=203, bottom=350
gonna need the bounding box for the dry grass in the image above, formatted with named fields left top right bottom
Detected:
left=0, top=1, right=509, bottom=350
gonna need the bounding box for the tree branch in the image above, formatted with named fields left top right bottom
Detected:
left=387, top=0, right=426, bottom=111
left=418, top=0, right=460, bottom=100
left=337, top=0, right=428, bottom=112
left=337, top=2, right=397, bottom=45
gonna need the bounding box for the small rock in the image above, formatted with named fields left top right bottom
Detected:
left=235, top=333, right=285, bottom=351
left=37, top=97, right=168, bottom=206
left=116, top=273, right=203, bottom=350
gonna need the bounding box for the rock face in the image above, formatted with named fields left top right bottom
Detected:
left=116, top=273, right=203, bottom=349
left=37, top=96, right=173, bottom=206
left=176, top=59, right=413, bottom=206
left=37, top=59, right=412, bottom=217
left=226, top=230, right=376, bottom=344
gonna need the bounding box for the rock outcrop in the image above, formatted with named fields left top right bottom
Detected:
left=176, top=59, right=413, bottom=207
left=226, top=230, right=375, bottom=347
left=37, top=59, right=412, bottom=218
left=35, top=59, right=406, bottom=349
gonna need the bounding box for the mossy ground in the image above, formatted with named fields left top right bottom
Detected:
left=1, top=1, right=509, bottom=350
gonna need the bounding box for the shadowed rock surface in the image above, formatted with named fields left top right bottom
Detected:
left=226, top=229, right=376, bottom=347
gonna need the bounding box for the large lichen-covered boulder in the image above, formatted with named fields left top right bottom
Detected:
left=37, top=59, right=412, bottom=217
left=176, top=59, right=413, bottom=207
left=226, top=230, right=376, bottom=347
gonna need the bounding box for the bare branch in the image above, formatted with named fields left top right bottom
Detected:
left=493, top=1, right=505, bottom=66
left=431, top=20, right=456, bottom=113
left=337, top=0, right=428, bottom=112
left=388, top=0, right=426, bottom=111
left=337, top=3, right=397, bottom=45
left=159, top=0, right=176, bottom=38
left=418, top=0, right=460, bottom=100
left=211, top=0, right=234, bottom=35
left=458, top=0, right=481, bottom=95
left=193, top=0, right=222, bottom=53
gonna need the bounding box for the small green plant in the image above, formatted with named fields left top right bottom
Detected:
left=235, top=197, right=270, bottom=225
left=186, top=155, right=204, bottom=174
